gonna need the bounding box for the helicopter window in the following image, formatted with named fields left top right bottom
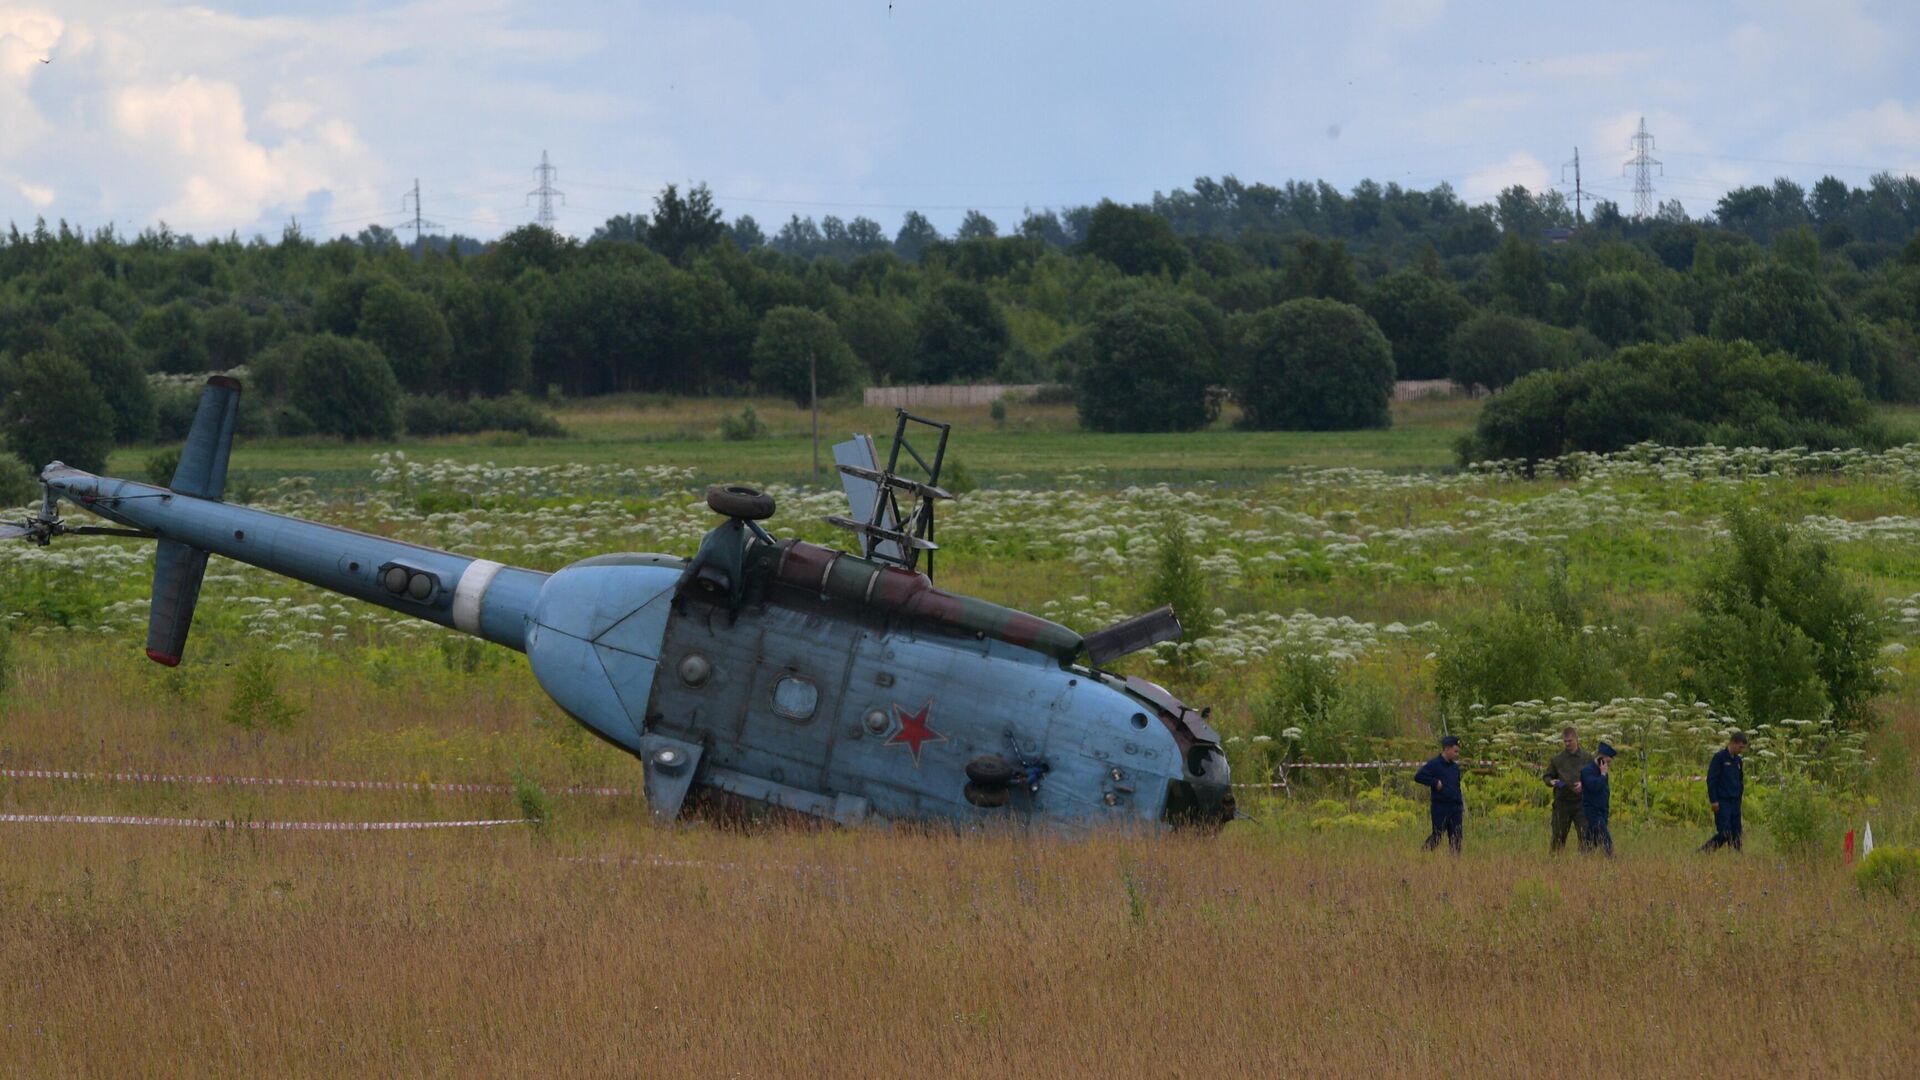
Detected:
left=771, top=675, right=818, bottom=721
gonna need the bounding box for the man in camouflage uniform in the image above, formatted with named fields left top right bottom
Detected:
left=1542, top=726, right=1593, bottom=853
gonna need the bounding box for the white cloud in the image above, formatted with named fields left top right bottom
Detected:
left=1463, top=151, right=1549, bottom=202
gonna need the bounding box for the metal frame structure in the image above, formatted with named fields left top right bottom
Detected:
left=826, top=409, right=953, bottom=579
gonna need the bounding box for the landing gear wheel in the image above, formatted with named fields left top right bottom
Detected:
left=964, top=782, right=1011, bottom=809
left=705, top=483, right=776, bottom=521
left=965, top=755, right=1016, bottom=787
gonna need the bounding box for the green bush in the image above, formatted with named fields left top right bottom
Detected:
left=1433, top=558, right=1642, bottom=720
left=144, top=447, right=182, bottom=486
left=1446, top=312, right=1589, bottom=391
left=1766, top=780, right=1842, bottom=858
left=1, top=351, right=117, bottom=473
left=1362, top=269, right=1474, bottom=380
left=401, top=394, right=566, bottom=438
left=1673, top=507, right=1887, bottom=728
left=512, top=768, right=551, bottom=829
left=1854, top=845, right=1920, bottom=898
left=223, top=650, right=301, bottom=731
left=1252, top=652, right=1397, bottom=762
left=1231, top=298, right=1394, bottom=431
left=0, top=455, right=36, bottom=506
left=286, top=334, right=402, bottom=440
left=750, top=306, right=865, bottom=405
left=1459, top=338, right=1890, bottom=464
left=718, top=405, right=769, bottom=442
left=1144, top=518, right=1213, bottom=643
left=1075, top=292, right=1217, bottom=433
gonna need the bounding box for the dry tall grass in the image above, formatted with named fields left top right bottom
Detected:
left=1, top=821, right=1915, bottom=1078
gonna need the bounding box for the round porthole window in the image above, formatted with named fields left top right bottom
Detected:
left=771, top=675, right=818, bottom=721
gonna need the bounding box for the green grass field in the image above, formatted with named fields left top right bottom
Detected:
left=110, top=395, right=1485, bottom=492
left=10, top=394, right=1920, bottom=1075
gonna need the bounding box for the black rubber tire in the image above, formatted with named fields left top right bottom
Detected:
left=964, top=782, right=1011, bottom=809
left=965, top=755, right=1016, bottom=787
left=705, top=483, right=777, bottom=521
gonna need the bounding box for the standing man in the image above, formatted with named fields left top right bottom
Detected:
left=1580, top=742, right=1616, bottom=857
left=1415, top=735, right=1464, bottom=854
left=1542, top=726, right=1593, bottom=853
left=1699, top=731, right=1748, bottom=853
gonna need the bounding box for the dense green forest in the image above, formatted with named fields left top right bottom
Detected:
left=4, top=172, right=1920, bottom=472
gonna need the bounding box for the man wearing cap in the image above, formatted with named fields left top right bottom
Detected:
left=1579, top=743, right=1616, bottom=856
left=1542, top=726, right=1593, bottom=853
left=1699, top=732, right=1748, bottom=853
left=1414, top=735, right=1464, bottom=854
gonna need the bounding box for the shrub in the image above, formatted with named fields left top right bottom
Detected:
left=913, top=281, right=1010, bottom=383
left=223, top=650, right=301, bottom=730
left=402, top=394, right=566, bottom=438
left=1252, top=652, right=1397, bottom=763
left=1766, top=780, right=1841, bottom=858
left=1079, top=200, right=1189, bottom=278
left=1459, top=338, right=1890, bottom=464
left=1, top=351, right=116, bottom=473
left=1710, top=262, right=1851, bottom=375
left=1362, top=269, right=1474, bottom=380
left=1231, top=298, right=1394, bottom=431
left=135, top=300, right=209, bottom=374
left=1446, top=312, right=1586, bottom=391
left=1433, top=558, right=1642, bottom=720
left=750, top=306, right=865, bottom=405
left=1672, top=507, right=1886, bottom=728
left=145, top=447, right=182, bottom=486
left=1144, top=517, right=1213, bottom=643
left=286, top=334, right=402, bottom=440
left=1075, top=293, right=1217, bottom=433
left=0, top=455, right=36, bottom=506
left=512, top=768, right=551, bottom=829
left=1854, top=846, right=1920, bottom=898
left=718, top=405, right=769, bottom=442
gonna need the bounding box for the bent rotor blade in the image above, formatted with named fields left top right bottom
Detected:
left=0, top=522, right=29, bottom=540
left=65, top=525, right=156, bottom=539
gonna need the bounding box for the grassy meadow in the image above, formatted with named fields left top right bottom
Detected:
left=6, top=393, right=1920, bottom=1075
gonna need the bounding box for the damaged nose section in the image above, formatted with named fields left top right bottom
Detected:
left=1164, top=743, right=1236, bottom=827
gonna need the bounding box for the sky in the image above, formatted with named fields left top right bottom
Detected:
left=0, top=0, right=1916, bottom=242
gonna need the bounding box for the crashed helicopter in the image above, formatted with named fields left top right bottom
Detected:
left=6, top=377, right=1234, bottom=828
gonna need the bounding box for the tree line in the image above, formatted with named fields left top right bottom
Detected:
left=3, top=171, right=1920, bottom=473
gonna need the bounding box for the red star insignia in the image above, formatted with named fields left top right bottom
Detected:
left=887, top=699, right=945, bottom=766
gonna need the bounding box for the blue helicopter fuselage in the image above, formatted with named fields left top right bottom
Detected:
left=41, top=461, right=1233, bottom=830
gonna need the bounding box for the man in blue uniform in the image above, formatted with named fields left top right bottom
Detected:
left=1579, top=742, right=1615, bottom=856
left=1414, top=735, right=1464, bottom=854
left=1699, top=731, right=1747, bottom=853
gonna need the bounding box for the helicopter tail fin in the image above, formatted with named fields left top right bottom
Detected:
left=169, top=375, right=241, bottom=500
left=144, top=376, right=239, bottom=666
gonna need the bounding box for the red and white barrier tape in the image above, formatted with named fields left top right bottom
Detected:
left=0, top=767, right=635, bottom=798
left=0, top=813, right=532, bottom=831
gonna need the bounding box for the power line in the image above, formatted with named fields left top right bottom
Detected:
left=399, top=178, right=441, bottom=257
left=1623, top=117, right=1663, bottom=219
left=527, top=150, right=564, bottom=231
